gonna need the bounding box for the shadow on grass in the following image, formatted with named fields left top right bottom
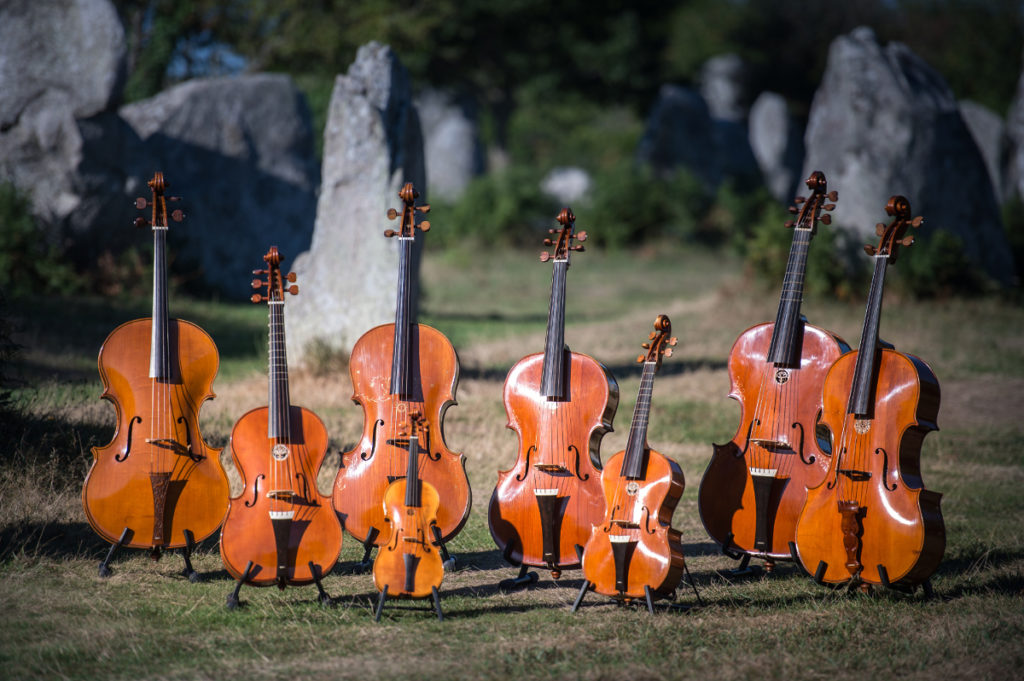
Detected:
left=460, top=357, right=727, bottom=382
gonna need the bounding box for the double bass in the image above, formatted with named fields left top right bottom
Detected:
left=220, top=247, right=342, bottom=607
left=333, top=183, right=470, bottom=563
left=489, top=208, right=619, bottom=581
left=794, top=196, right=944, bottom=591
left=577, top=316, right=686, bottom=610
left=698, top=171, right=849, bottom=569
left=84, top=172, right=229, bottom=579
left=372, top=412, right=445, bottom=621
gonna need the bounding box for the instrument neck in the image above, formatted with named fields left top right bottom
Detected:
left=150, top=226, right=169, bottom=379
left=621, top=361, right=657, bottom=479
left=391, top=237, right=414, bottom=398
left=405, top=434, right=421, bottom=507
left=766, top=226, right=813, bottom=366
left=848, top=256, right=889, bottom=416
left=540, top=260, right=569, bottom=399
left=268, top=298, right=291, bottom=439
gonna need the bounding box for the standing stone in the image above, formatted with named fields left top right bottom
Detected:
left=120, top=74, right=319, bottom=296
left=959, top=100, right=1008, bottom=203
left=700, top=54, right=748, bottom=123
left=286, top=42, right=426, bottom=364
left=636, top=85, right=719, bottom=187
left=417, top=89, right=484, bottom=201
left=802, top=27, right=1014, bottom=283
left=749, top=92, right=805, bottom=202
left=0, top=0, right=126, bottom=243
left=1005, top=61, right=1024, bottom=203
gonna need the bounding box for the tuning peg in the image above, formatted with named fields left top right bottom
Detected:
left=636, top=354, right=646, bottom=363
left=251, top=279, right=261, bottom=289
left=171, top=209, right=184, bottom=222
left=387, top=208, right=399, bottom=220
left=668, top=337, right=678, bottom=346
left=649, top=331, right=656, bottom=340
left=287, top=284, right=299, bottom=295
left=571, top=245, right=585, bottom=252
left=875, top=223, right=886, bottom=236
left=901, top=235, right=914, bottom=246
left=864, top=244, right=878, bottom=256
left=820, top=214, right=831, bottom=225
left=135, top=198, right=148, bottom=210
left=253, top=268, right=264, bottom=275
left=543, top=238, right=553, bottom=246
left=418, top=220, right=430, bottom=232
left=824, top=203, right=836, bottom=211
left=641, top=342, right=650, bottom=349
left=788, top=206, right=798, bottom=214
left=784, top=220, right=795, bottom=229
left=575, top=231, right=588, bottom=242
left=911, top=216, right=924, bottom=228
left=548, top=228, right=558, bottom=234
left=134, top=217, right=149, bottom=228
left=250, top=294, right=263, bottom=303
left=793, top=196, right=805, bottom=204
left=664, top=348, right=674, bottom=358
left=286, top=272, right=296, bottom=282
left=828, top=191, right=838, bottom=201
left=418, top=204, right=431, bottom=214
left=384, top=229, right=397, bottom=238
left=540, top=252, right=551, bottom=262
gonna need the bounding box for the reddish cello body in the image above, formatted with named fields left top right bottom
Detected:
left=333, top=184, right=470, bottom=553
left=83, top=173, right=228, bottom=571
left=699, top=172, right=847, bottom=564
left=580, top=316, right=686, bottom=603
left=490, top=209, right=618, bottom=574
left=220, top=248, right=342, bottom=593
left=795, top=196, right=944, bottom=589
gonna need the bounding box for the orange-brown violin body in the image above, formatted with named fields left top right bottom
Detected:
left=220, top=406, right=342, bottom=585
left=84, top=318, right=229, bottom=549
left=490, top=351, right=617, bottom=569
left=373, top=478, right=444, bottom=598
left=698, top=321, right=848, bottom=558
left=795, top=349, right=944, bottom=586
left=582, top=447, right=686, bottom=599
left=332, top=323, right=470, bottom=545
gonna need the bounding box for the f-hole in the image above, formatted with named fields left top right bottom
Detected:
left=176, top=415, right=201, bottom=462
left=362, top=419, right=385, bottom=461
left=245, top=474, right=264, bottom=507
left=568, top=445, right=589, bottom=481
left=515, top=446, right=537, bottom=482
left=875, top=448, right=898, bottom=491
left=791, top=422, right=815, bottom=465
left=116, top=415, right=143, bottom=462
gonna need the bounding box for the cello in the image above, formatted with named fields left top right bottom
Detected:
left=794, top=196, right=944, bottom=591
left=372, top=412, right=445, bottom=621
left=576, top=315, right=687, bottom=612
left=698, top=171, right=849, bottom=570
left=220, top=247, right=342, bottom=608
left=332, top=183, right=470, bottom=565
left=84, top=172, right=229, bottom=579
left=489, top=208, right=619, bottom=583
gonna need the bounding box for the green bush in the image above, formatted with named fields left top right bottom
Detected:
left=0, top=183, right=79, bottom=297
left=893, top=228, right=990, bottom=298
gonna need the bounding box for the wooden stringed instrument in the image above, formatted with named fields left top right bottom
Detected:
left=580, top=315, right=686, bottom=602
left=372, top=412, right=445, bottom=619
left=698, top=171, right=850, bottom=567
left=489, top=208, right=619, bottom=578
left=794, top=196, right=944, bottom=589
left=83, top=172, right=229, bottom=577
left=332, top=183, right=470, bottom=559
left=219, top=247, right=342, bottom=601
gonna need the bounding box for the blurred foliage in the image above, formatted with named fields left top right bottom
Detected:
left=0, top=184, right=80, bottom=297
left=893, top=229, right=991, bottom=298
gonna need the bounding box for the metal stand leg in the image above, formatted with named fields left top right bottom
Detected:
left=374, top=586, right=388, bottom=622
left=309, top=561, right=332, bottom=606
left=98, top=527, right=130, bottom=578
left=180, top=529, right=199, bottom=583
left=644, top=585, right=656, bottom=615
left=431, top=525, right=455, bottom=571
left=226, top=561, right=254, bottom=610
left=571, top=580, right=591, bottom=613
left=431, top=586, right=444, bottom=622
left=499, top=564, right=539, bottom=591
left=357, top=528, right=380, bottom=573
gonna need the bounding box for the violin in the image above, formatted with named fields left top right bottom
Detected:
left=84, top=172, right=229, bottom=578
left=698, top=171, right=849, bottom=568
left=794, top=196, right=944, bottom=590
left=372, top=412, right=445, bottom=620
left=332, top=183, right=470, bottom=561
left=220, top=247, right=342, bottom=604
left=489, top=208, right=618, bottom=578
left=579, top=315, right=685, bottom=603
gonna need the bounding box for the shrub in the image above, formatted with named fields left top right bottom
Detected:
left=0, top=183, right=79, bottom=297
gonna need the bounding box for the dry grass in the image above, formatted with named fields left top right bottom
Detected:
left=2, top=244, right=1023, bottom=680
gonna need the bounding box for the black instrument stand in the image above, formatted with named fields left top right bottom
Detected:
left=373, top=585, right=444, bottom=622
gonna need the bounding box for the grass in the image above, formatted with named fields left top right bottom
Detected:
left=2, top=243, right=1023, bottom=680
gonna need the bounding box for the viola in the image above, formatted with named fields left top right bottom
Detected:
left=489, top=208, right=618, bottom=580
left=84, top=172, right=229, bottom=579
left=332, top=183, right=470, bottom=562
left=372, top=412, right=445, bottom=620
left=578, top=315, right=686, bottom=605
left=220, top=247, right=342, bottom=606
left=698, top=171, right=849, bottom=568
left=794, top=196, right=944, bottom=590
